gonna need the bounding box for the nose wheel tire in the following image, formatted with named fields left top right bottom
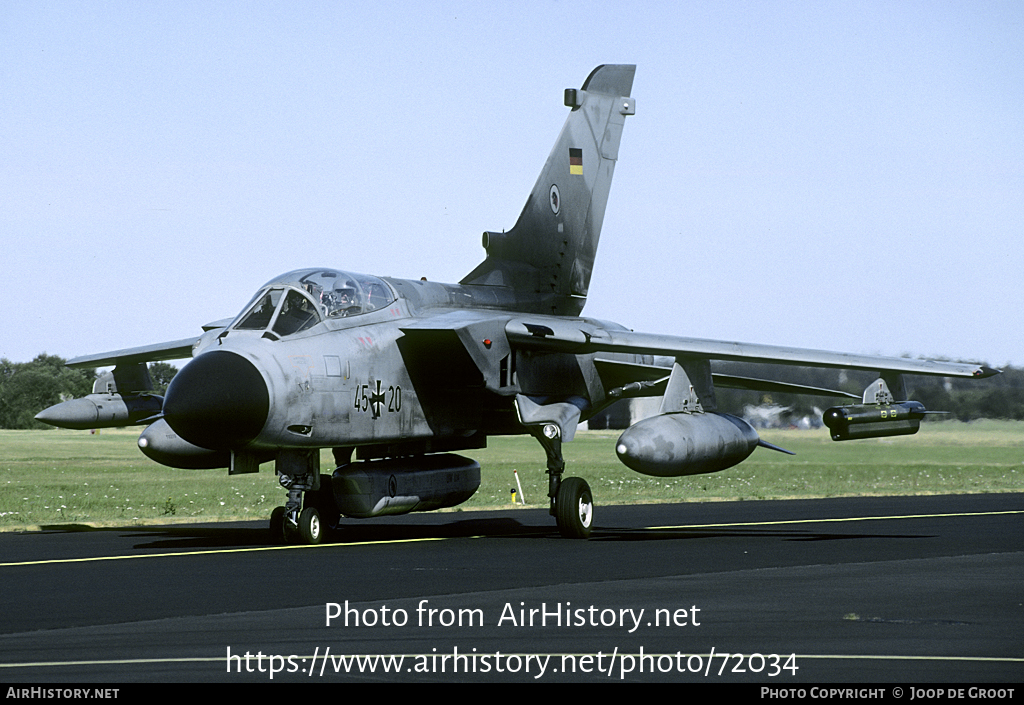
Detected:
left=298, top=507, right=322, bottom=545
left=269, top=505, right=323, bottom=545
left=556, top=477, right=593, bottom=539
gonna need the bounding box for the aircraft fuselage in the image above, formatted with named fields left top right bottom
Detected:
left=156, top=271, right=646, bottom=470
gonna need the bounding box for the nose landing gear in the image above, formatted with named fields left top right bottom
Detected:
left=270, top=472, right=339, bottom=545
left=268, top=448, right=343, bottom=545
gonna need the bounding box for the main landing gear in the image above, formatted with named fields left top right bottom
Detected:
left=531, top=424, right=594, bottom=539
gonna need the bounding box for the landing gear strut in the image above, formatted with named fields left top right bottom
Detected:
left=531, top=423, right=593, bottom=538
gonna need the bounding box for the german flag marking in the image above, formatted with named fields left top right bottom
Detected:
left=569, top=147, right=583, bottom=175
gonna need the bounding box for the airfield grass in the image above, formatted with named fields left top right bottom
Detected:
left=1, top=421, right=1022, bottom=529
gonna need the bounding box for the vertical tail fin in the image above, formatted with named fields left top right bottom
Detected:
left=461, top=64, right=636, bottom=315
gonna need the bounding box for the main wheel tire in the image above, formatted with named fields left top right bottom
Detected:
left=298, top=506, right=322, bottom=545
left=556, top=477, right=593, bottom=539
left=269, top=506, right=287, bottom=543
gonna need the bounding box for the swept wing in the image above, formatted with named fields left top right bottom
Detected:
left=505, top=319, right=997, bottom=380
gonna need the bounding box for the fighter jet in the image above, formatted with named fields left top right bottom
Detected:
left=37, top=65, right=998, bottom=543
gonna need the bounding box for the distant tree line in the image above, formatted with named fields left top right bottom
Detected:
left=0, top=355, right=178, bottom=429
left=0, top=353, right=1020, bottom=430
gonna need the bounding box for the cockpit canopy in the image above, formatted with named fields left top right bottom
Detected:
left=232, top=268, right=395, bottom=337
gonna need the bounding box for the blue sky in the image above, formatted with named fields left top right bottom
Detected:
left=2, top=1, right=1021, bottom=368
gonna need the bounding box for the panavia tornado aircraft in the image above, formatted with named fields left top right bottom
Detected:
left=37, top=65, right=998, bottom=543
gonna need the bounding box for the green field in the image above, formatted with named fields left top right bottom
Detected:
left=1, top=421, right=1022, bottom=529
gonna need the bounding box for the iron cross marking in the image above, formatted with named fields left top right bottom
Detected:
left=369, top=380, right=386, bottom=419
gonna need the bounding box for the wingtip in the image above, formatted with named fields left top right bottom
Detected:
left=975, top=365, right=1002, bottom=378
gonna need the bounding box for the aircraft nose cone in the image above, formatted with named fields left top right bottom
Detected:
left=163, top=350, right=269, bottom=450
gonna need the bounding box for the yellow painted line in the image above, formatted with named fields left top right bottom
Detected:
left=649, top=509, right=1024, bottom=531
left=0, top=536, right=449, bottom=568
left=1, top=652, right=1020, bottom=671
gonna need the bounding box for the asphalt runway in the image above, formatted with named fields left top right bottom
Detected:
left=1, top=493, right=1021, bottom=683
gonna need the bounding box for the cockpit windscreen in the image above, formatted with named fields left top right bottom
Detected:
left=232, top=269, right=395, bottom=336
left=274, top=269, right=395, bottom=318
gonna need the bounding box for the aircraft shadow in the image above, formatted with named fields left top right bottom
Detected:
left=33, top=519, right=933, bottom=551
left=112, top=517, right=549, bottom=550
left=139, top=522, right=930, bottom=550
